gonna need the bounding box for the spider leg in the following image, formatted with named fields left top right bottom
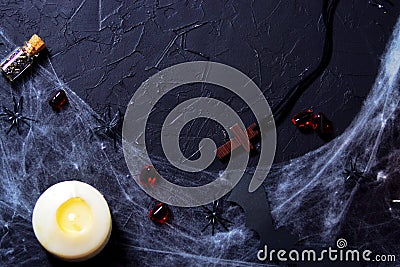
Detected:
left=88, top=132, right=94, bottom=141
left=105, top=127, right=114, bottom=136
left=109, top=112, right=121, bottom=127
left=2, top=107, right=14, bottom=116
left=116, top=110, right=122, bottom=119
left=113, top=131, right=121, bottom=148
left=92, top=128, right=108, bottom=143
left=213, top=201, right=219, bottom=210
left=201, top=200, right=230, bottom=235
left=356, top=171, right=364, bottom=177
left=89, top=127, right=100, bottom=141
left=201, top=219, right=212, bottom=232
left=6, top=123, right=16, bottom=135
left=106, top=105, right=112, bottom=122
left=17, top=119, right=23, bottom=135
left=215, top=215, right=232, bottom=224
left=110, top=121, right=122, bottom=147
left=112, top=130, right=122, bottom=142
left=93, top=126, right=106, bottom=133
left=20, top=119, right=31, bottom=128
left=215, top=217, right=230, bottom=231
left=201, top=205, right=212, bottom=213
left=109, top=120, right=118, bottom=129
left=113, top=132, right=117, bottom=148
left=12, top=96, right=18, bottom=113
left=20, top=116, right=36, bottom=122
left=92, top=114, right=106, bottom=125
left=92, top=107, right=122, bottom=147
left=18, top=97, right=23, bottom=113
left=343, top=170, right=351, bottom=181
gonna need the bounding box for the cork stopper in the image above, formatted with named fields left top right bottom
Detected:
left=24, top=34, right=46, bottom=56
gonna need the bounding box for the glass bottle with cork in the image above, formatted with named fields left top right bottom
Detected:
left=0, top=34, right=46, bottom=81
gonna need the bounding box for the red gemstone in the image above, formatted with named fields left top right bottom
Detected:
left=49, top=90, right=68, bottom=111
left=139, top=165, right=158, bottom=187
left=149, top=202, right=170, bottom=224
left=292, top=109, right=314, bottom=131
left=312, top=113, right=333, bottom=135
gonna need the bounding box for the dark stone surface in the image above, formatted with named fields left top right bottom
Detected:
left=0, top=0, right=399, bottom=266
left=1, top=0, right=397, bottom=164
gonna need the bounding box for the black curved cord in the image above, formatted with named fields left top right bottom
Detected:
left=272, top=0, right=340, bottom=125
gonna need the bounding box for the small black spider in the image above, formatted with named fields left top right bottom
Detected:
left=201, top=200, right=231, bottom=236
left=0, top=96, right=35, bottom=135
left=92, top=107, right=122, bottom=148
left=343, top=156, right=366, bottom=183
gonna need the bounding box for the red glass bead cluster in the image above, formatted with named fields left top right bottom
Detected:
left=291, top=109, right=314, bottom=131
left=292, top=109, right=333, bottom=138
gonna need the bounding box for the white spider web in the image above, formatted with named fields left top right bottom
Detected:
left=0, top=29, right=263, bottom=267
left=0, top=14, right=399, bottom=266
left=265, top=15, right=400, bottom=256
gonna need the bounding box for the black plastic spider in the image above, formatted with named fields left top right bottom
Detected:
left=201, top=200, right=231, bottom=236
left=0, top=96, right=35, bottom=135
left=92, top=107, right=122, bottom=148
left=343, top=157, right=366, bottom=183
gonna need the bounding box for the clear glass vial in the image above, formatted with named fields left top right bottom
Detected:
left=0, top=34, right=46, bottom=81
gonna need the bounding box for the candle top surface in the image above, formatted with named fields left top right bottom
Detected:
left=32, top=181, right=111, bottom=261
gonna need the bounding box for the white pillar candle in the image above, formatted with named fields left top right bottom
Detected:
left=32, top=180, right=112, bottom=261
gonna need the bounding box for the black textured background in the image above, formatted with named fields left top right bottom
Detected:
left=1, top=0, right=398, bottom=163
left=0, top=0, right=399, bottom=266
